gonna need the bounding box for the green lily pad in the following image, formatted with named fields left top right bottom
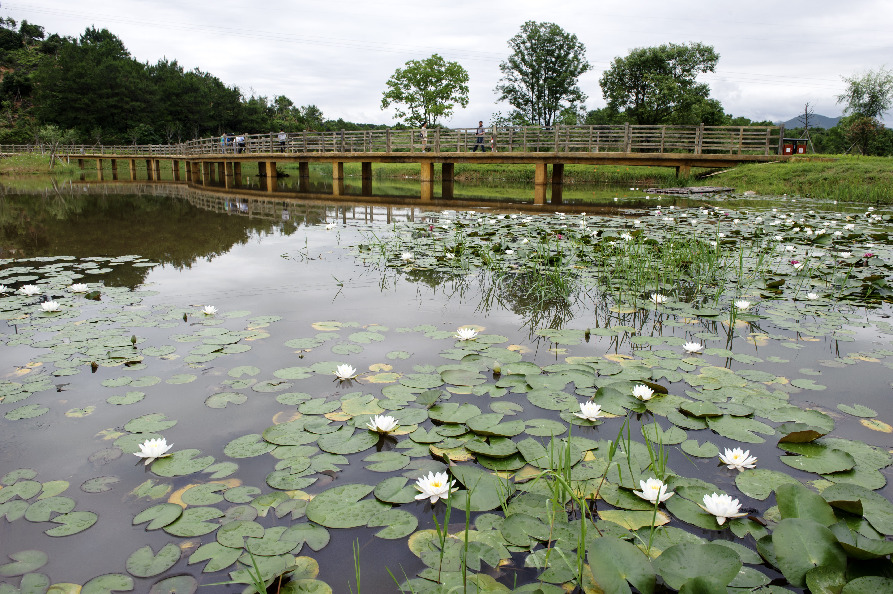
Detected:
left=151, top=450, right=215, bottom=477
left=0, top=550, right=48, bottom=577
left=367, top=508, right=418, bottom=539
left=735, top=469, right=800, bottom=501
left=81, top=573, right=134, bottom=593
left=305, top=484, right=386, bottom=528
left=653, top=542, right=742, bottom=590
left=125, top=543, right=181, bottom=578
left=133, top=503, right=183, bottom=530
left=778, top=442, right=856, bottom=474
left=45, top=511, right=98, bottom=536
left=162, top=507, right=224, bottom=537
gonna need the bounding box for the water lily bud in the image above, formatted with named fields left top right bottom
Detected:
left=131, top=335, right=137, bottom=346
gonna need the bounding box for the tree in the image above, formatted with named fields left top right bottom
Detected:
left=381, top=54, right=469, bottom=127
left=837, top=67, right=893, bottom=120
left=836, top=68, right=893, bottom=155
left=599, top=42, right=719, bottom=125
left=495, top=21, right=590, bottom=127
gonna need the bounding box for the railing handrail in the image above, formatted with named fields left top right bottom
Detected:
left=2, top=124, right=784, bottom=157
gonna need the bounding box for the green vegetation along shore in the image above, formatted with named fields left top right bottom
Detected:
left=5, top=152, right=891, bottom=204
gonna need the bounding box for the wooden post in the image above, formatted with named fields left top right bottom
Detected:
left=340, top=130, right=345, bottom=152
left=553, top=125, right=559, bottom=151
left=660, top=127, right=666, bottom=153
left=695, top=124, right=704, bottom=155
left=777, top=124, right=785, bottom=155
left=386, top=130, right=392, bottom=153
left=233, top=162, right=242, bottom=179
left=154, top=159, right=161, bottom=179
left=303, top=131, right=308, bottom=152
left=623, top=123, right=631, bottom=153
left=129, top=159, right=137, bottom=181
left=201, top=161, right=211, bottom=185
left=434, top=128, right=441, bottom=152
left=172, top=159, right=180, bottom=181
left=146, top=159, right=154, bottom=180
left=738, top=126, right=744, bottom=155
left=361, top=162, right=372, bottom=181
left=676, top=163, right=691, bottom=178
left=96, top=159, right=104, bottom=180
left=333, top=161, right=343, bottom=181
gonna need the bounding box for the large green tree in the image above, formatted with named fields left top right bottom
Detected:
left=381, top=54, right=469, bottom=126
left=599, top=42, right=719, bottom=125
left=836, top=67, right=893, bottom=155
left=495, top=21, right=590, bottom=127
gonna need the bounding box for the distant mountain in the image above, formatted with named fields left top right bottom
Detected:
left=776, top=114, right=841, bottom=129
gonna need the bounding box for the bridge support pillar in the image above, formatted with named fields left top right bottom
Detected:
left=201, top=162, right=211, bottom=185
left=299, top=162, right=310, bottom=180
left=332, top=161, right=343, bottom=181
left=77, top=158, right=84, bottom=170
left=441, top=163, right=454, bottom=199
left=333, top=179, right=345, bottom=196
left=534, top=184, right=546, bottom=205
left=145, top=159, right=154, bottom=180
left=130, top=159, right=137, bottom=181
left=534, top=163, right=548, bottom=186
left=96, top=159, right=104, bottom=181
left=173, top=160, right=180, bottom=181
left=265, top=173, right=277, bottom=192
left=110, top=159, right=118, bottom=179
left=233, top=162, right=242, bottom=178
left=153, top=159, right=161, bottom=180
left=675, top=163, right=691, bottom=178
left=361, top=177, right=372, bottom=196
left=551, top=163, right=564, bottom=186
left=361, top=162, right=372, bottom=181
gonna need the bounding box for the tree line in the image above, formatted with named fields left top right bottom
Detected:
left=381, top=21, right=893, bottom=156
left=0, top=17, right=384, bottom=145
left=2, top=16, right=891, bottom=155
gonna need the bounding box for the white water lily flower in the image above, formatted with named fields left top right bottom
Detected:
left=202, top=305, right=218, bottom=315
left=806, top=292, right=819, bottom=300
left=505, top=249, right=514, bottom=255
left=0, top=284, right=10, bottom=293
left=719, top=447, right=757, bottom=471
left=69, top=283, right=89, bottom=293
left=400, top=252, right=414, bottom=262
left=844, top=224, right=855, bottom=230
left=632, top=384, right=654, bottom=401
left=792, top=262, right=804, bottom=271
left=520, top=238, right=529, bottom=244
left=700, top=492, right=748, bottom=525
left=334, top=364, right=357, bottom=381
left=134, top=437, right=173, bottom=465
left=573, top=401, right=603, bottom=422
left=19, top=285, right=41, bottom=296
left=41, top=301, right=60, bottom=312
left=649, top=293, right=668, bottom=305
left=734, top=300, right=751, bottom=310
left=839, top=251, right=852, bottom=258
left=633, top=478, right=674, bottom=504
left=620, top=232, right=633, bottom=241
left=366, top=414, right=399, bottom=434
left=414, top=471, right=457, bottom=504
left=682, top=342, right=704, bottom=354
left=325, top=223, right=336, bottom=230
left=456, top=327, right=479, bottom=341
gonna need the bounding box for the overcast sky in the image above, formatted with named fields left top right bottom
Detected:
left=5, top=0, right=893, bottom=127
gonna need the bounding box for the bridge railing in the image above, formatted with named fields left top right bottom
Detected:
left=188, top=125, right=782, bottom=156
left=2, top=125, right=784, bottom=157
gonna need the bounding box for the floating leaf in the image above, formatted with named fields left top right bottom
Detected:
left=125, top=544, right=181, bottom=578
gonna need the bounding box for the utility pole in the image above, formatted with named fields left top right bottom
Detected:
left=797, top=102, right=816, bottom=153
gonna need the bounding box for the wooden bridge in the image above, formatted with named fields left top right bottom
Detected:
left=8, top=124, right=790, bottom=202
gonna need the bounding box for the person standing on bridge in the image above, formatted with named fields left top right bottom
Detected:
left=471, top=121, right=487, bottom=152
left=420, top=122, right=428, bottom=152
left=220, top=132, right=228, bottom=153
left=278, top=130, right=287, bottom=152
left=236, top=134, right=246, bottom=154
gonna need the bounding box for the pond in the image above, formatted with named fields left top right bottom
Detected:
left=1, top=175, right=892, bottom=594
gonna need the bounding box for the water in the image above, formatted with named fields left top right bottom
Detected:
left=0, top=175, right=891, bottom=592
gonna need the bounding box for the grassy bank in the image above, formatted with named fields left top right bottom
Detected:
left=698, top=154, right=893, bottom=204
left=0, top=153, right=78, bottom=175
left=284, top=154, right=893, bottom=204
left=280, top=162, right=683, bottom=187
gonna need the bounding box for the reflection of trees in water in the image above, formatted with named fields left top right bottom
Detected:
left=395, top=263, right=583, bottom=335
left=0, top=184, right=285, bottom=287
